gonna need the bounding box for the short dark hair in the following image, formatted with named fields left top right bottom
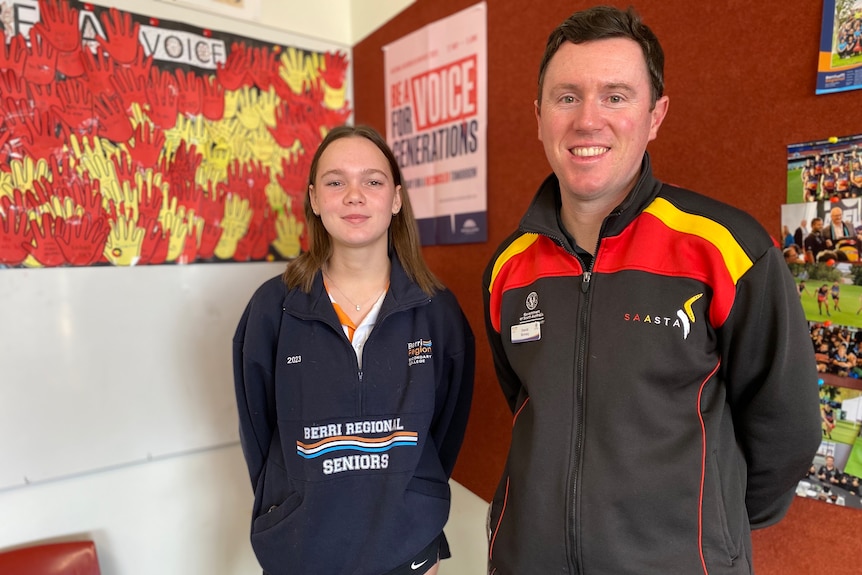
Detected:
left=537, top=5, right=664, bottom=108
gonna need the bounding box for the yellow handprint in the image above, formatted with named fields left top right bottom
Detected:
left=103, top=214, right=144, bottom=266
left=166, top=114, right=211, bottom=154
left=272, top=211, right=303, bottom=259
left=214, top=194, right=251, bottom=259
left=264, top=182, right=288, bottom=211
left=278, top=47, right=321, bottom=95
left=235, top=86, right=263, bottom=132
left=243, top=132, right=278, bottom=164
left=223, top=89, right=239, bottom=119
left=255, top=86, right=279, bottom=128
left=44, top=196, right=80, bottom=220
left=9, top=157, right=50, bottom=193
left=0, top=171, right=14, bottom=196
left=160, top=209, right=192, bottom=262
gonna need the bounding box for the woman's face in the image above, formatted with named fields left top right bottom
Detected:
left=309, top=136, right=402, bottom=253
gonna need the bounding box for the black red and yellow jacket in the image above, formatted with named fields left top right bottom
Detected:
left=483, top=156, right=821, bottom=575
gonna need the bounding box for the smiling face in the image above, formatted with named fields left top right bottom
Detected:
left=535, top=38, right=668, bottom=212
left=309, top=136, right=402, bottom=254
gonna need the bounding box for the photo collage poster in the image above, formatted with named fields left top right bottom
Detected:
left=782, top=131, right=862, bottom=508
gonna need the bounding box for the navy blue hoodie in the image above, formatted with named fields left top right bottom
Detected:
left=233, top=255, right=474, bottom=575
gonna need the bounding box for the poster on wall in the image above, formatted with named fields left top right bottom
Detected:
left=0, top=0, right=351, bottom=269
left=816, top=0, right=862, bottom=95
left=383, top=2, right=487, bottom=245
left=781, top=132, right=862, bottom=509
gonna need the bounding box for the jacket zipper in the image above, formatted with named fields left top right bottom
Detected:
left=570, top=229, right=606, bottom=574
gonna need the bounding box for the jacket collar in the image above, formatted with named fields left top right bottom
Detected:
left=282, top=252, right=430, bottom=323
left=519, top=153, right=663, bottom=244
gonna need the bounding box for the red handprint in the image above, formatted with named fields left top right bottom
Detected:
left=232, top=225, right=259, bottom=262
left=197, top=220, right=223, bottom=260
left=277, top=155, right=310, bottom=202
left=81, top=46, right=116, bottom=97
left=111, top=151, right=135, bottom=185
left=97, top=7, right=141, bottom=64
left=176, top=223, right=198, bottom=265
left=1, top=189, right=39, bottom=216
left=319, top=102, right=352, bottom=131
left=267, top=103, right=298, bottom=148
left=23, top=28, right=58, bottom=85
left=21, top=108, right=69, bottom=161
left=56, top=47, right=85, bottom=78
left=94, top=94, right=133, bottom=143
left=127, top=122, right=165, bottom=169
left=175, top=69, right=202, bottom=117
left=282, top=106, right=323, bottom=157
left=248, top=46, right=277, bottom=91
left=117, top=45, right=154, bottom=82
left=147, top=68, right=179, bottom=130
left=3, top=97, right=35, bottom=146
left=52, top=78, right=96, bottom=134
left=163, top=141, right=202, bottom=187
left=72, top=177, right=106, bottom=219
left=111, top=65, right=149, bottom=112
left=200, top=75, right=225, bottom=121
left=0, top=31, right=27, bottom=78
left=199, top=181, right=226, bottom=226
left=34, top=0, right=80, bottom=53
left=30, top=176, right=62, bottom=207
left=138, top=216, right=170, bottom=265
left=28, top=82, right=62, bottom=114
left=0, top=208, right=32, bottom=266
left=138, top=181, right=165, bottom=223
left=215, top=42, right=250, bottom=91
left=48, top=153, right=81, bottom=188
left=23, top=212, right=66, bottom=267
left=320, top=51, right=348, bottom=89
left=170, top=179, right=204, bottom=213
left=0, top=70, right=30, bottom=101
left=55, top=213, right=110, bottom=266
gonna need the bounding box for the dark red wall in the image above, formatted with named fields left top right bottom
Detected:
left=353, top=1, right=862, bottom=571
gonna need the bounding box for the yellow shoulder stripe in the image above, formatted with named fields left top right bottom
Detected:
left=488, top=233, right=540, bottom=293
left=644, top=197, right=753, bottom=283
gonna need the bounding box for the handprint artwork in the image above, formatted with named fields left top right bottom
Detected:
left=0, top=0, right=352, bottom=268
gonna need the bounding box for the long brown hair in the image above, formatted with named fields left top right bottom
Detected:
left=282, top=125, right=443, bottom=296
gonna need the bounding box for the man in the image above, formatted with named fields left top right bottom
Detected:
left=817, top=455, right=841, bottom=485
left=482, top=7, right=820, bottom=574
left=804, top=217, right=828, bottom=262
left=793, top=218, right=807, bottom=247
left=783, top=244, right=804, bottom=264
left=824, top=206, right=853, bottom=245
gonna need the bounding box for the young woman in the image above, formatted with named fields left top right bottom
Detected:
left=233, top=125, right=475, bottom=575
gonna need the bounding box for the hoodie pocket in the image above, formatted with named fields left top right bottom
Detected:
left=253, top=491, right=302, bottom=533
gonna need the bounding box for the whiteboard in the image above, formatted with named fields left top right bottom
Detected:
left=0, top=261, right=284, bottom=490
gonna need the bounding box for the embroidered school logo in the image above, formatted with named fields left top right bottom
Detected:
left=526, top=291, right=538, bottom=311
left=623, top=293, right=704, bottom=340
left=297, top=418, right=419, bottom=475
left=408, top=338, right=433, bottom=366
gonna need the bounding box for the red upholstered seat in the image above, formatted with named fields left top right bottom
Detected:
left=0, top=541, right=100, bottom=575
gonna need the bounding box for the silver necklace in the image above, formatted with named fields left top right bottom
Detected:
left=323, top=271, right=382, bottom=312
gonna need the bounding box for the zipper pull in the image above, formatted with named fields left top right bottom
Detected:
left=358, top=370, right=363, bottom=383
left=581, top=271, right=591, bottom=293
